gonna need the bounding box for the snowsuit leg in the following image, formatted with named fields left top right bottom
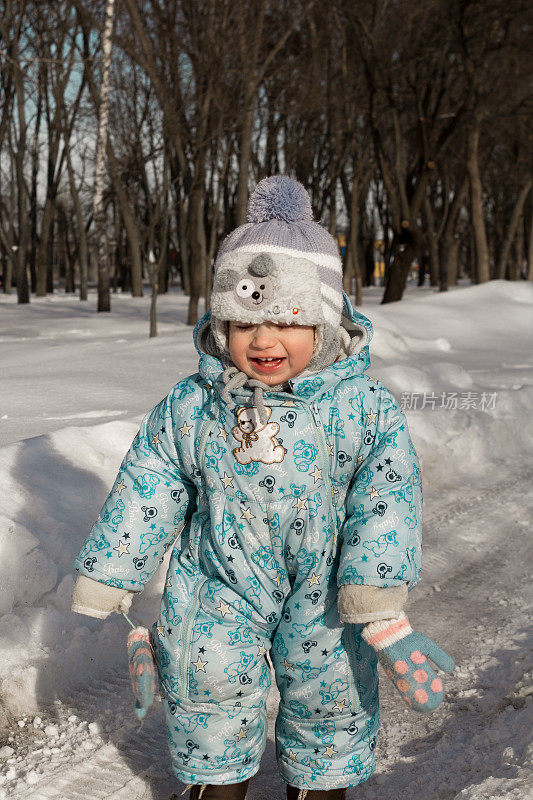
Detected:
left=154, top=548, right=379, bottom=789
left=154, top=554, right=273, bottom=786
left=271, top=553, right=379, bottom=789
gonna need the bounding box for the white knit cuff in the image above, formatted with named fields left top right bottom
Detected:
left=337, top=583, right=408, bottom=624
left=361, top=612, right=413, bottom=651
left=71, top=603, right=110, bottom=620
left=71, top=574, right=134, bottom=619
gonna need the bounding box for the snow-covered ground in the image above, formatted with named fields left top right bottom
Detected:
left=0, top=281, right=532, bottom=800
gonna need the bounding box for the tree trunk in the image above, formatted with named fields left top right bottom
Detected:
left=158, top=250, right=168, bottom=294
left=365, top=239, right=375, bottom=287
left=2, top=247, right=12, bottom=294
left=3, top=167, right=15, bottom=295
left=466, top=120, right=490, bottom=284
left=149, top=250, right=158, bottom=338
left=233, top=0, right=313, bottom=225
left=37, top=144, right=61, bottom=296
left=36, top=200, right=53, bottom=296
left=424, top=195, right=440, bottom=287
left=15, top=153, right=30, bottom=305
left=115, top=218, right=125, bottom=291
left=177, top=194, right=190, bottom=294
left=60, top=209, right=75, bottom=293
left=344, top=175, right=363, bottom=305
left=329, top=174, right=337, bottom=237
left=234, top=0, right=265, bottom=226
left=13, top=56, right=29, bottom=303
left=206, top=144, right=230, bottom=311
left=511, top=220, right=524, bottom=280
left=47, top=220, right=54, bottom=294
left=440, top=233, right=461, bottom=287
left=16, top=244, right=29, bottom=304
left=106, top=144, right=143, bottom=296
left=343, top=246, right=353, bottom=296
left=112, top=201, right=120, bottom=293
left=438, top=177, right=469, bottom=289
left=36, top=85, right=63, bottom=298
left=187, top=183, right=207, bottom=325
left=235, top=106, right=254, bottom=226
left=497, top=179, right=532, bottom=279
left=418, top=253, right=426, bottom=286
left=93, top=0, right=116, bottom=313
left=66, top=151, right=88, bottom=300
left=83, top=5, right=140, bottom=300
left=151, top=184, right=170, bottom=335
left=29, top=66, right=43, bottom=294
left=527, top=203, right=533, bottom=281
left=382, top=226, right=421, bottom=303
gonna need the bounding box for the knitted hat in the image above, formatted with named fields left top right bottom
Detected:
left=210, top=175, right=343, bottom=374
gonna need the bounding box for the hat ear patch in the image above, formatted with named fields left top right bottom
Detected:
left=215, top=268, right=239, bottom=292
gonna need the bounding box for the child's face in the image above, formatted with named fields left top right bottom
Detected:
left=228, top=321, right=315, bottom=385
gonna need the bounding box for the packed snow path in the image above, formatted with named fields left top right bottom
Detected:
left=3, top=471, right=532, bottom=800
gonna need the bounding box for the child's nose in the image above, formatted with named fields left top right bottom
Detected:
left=252, top=324, right=276, bottom=348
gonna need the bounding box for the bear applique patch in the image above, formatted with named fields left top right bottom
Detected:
left=232, top=406, right=285, bottom=465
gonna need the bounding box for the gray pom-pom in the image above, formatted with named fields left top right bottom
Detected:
left=247, top=175, right=313, bottom=224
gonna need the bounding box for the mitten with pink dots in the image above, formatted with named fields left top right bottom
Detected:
left=361, top=612, right=454, bottom=713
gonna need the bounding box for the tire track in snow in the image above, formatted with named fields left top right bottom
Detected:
left=418, top=466, right=533, bottom=592
left=358, top=469, right=533, bottom=799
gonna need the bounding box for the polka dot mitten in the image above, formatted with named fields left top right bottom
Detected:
left=361, top=612, right=454, bottom=712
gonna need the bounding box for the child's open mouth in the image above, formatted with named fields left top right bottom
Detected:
left=250, top=357, right=286, bottom=373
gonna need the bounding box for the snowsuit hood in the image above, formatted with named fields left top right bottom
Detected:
left=193, top=292, right=374, bottom=409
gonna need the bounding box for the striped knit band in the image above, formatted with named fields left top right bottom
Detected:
left=361, top=612, right=413, bottom=651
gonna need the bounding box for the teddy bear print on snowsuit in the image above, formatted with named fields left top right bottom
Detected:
left=232, top=406, right=285, bottom=465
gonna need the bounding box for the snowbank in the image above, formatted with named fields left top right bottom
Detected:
left=0, top=421, right=166, bottom=726
left=364, top=281, right=533, bottom=487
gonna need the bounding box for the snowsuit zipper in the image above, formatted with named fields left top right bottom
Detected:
left=198, top=417, right=218, bottom=471
left=309, top=401, right=359, bottom=709
left=179, top=575, right=208, bottom=699
left=309, top=401, right=335, bottom=516
left=343, top=626, right=361, bottom=711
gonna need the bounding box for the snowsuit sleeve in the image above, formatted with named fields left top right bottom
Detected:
left=73, top=388, right=197, bottom=591
left=337, top=384, right=422, bottom=589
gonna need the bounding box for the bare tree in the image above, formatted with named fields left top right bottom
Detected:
left=91, top=0, right=115, bottom=312
left=3, top=0, right=531, bottom=313
left=0, top=0, right=31, bottom=303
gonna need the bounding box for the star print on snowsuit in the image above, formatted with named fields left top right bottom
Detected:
left=74, top=294, right=422, bottom=790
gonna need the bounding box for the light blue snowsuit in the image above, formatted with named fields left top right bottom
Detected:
left=74, top=295, right=422, bottom=789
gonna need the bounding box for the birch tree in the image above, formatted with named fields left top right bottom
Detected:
left=92, top=0, right=115, bottom=312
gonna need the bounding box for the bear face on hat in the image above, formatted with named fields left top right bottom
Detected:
left=213, top=253, right=277, bottom=312
left=211, top=250, right=324, bottom=333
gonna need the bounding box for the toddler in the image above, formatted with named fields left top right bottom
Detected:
left=72, top=176, right=453, bottom=800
